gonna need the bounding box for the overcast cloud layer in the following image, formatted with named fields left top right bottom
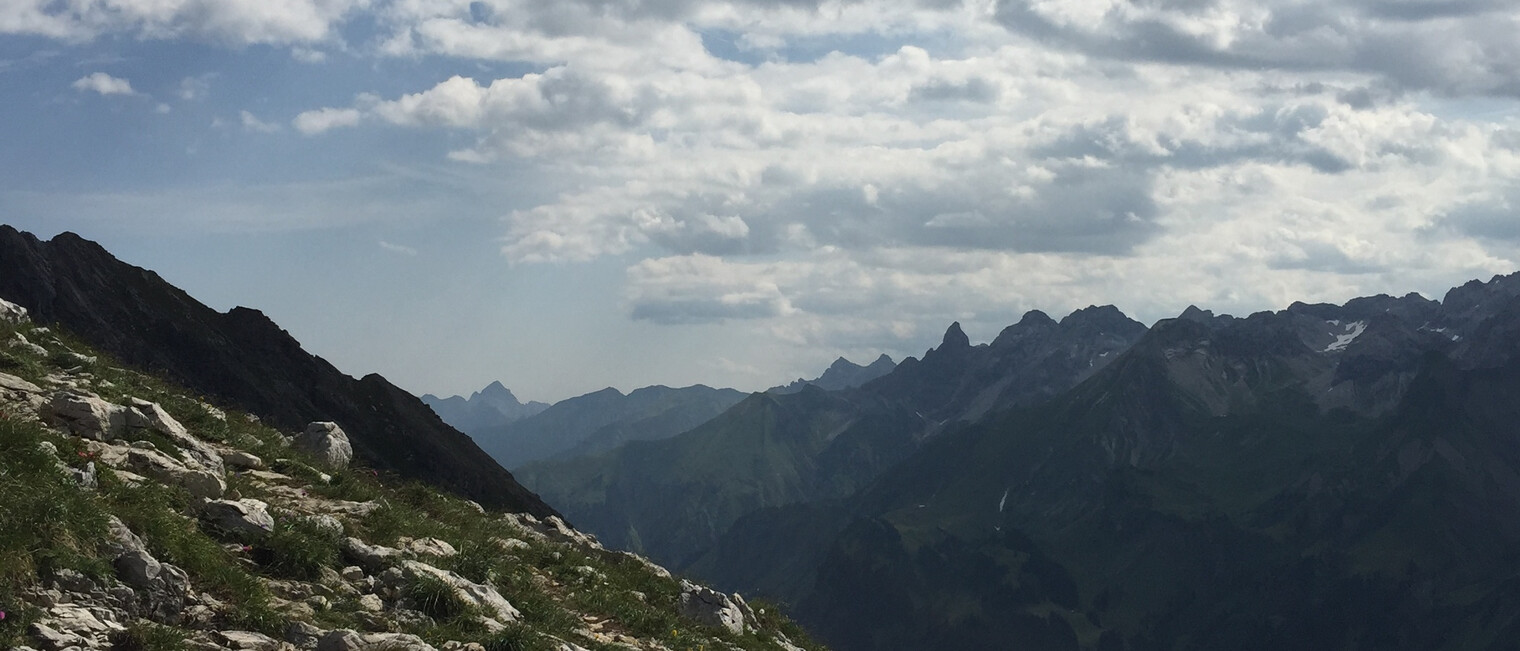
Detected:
left=4, top=0, right=1519, bottom=399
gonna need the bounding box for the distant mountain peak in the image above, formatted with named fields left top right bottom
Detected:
left=770, top=353, right=897, bottom=394
left=1017, top=309, right=1057, bottom=327
left=1179, top=304, right=1214, bottom=322
left=421, top=380, right=549, bottom=436
left=941, top=321, right=971, bottom=350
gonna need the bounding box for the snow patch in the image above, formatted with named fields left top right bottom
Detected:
left=1325, top=321, right=1367, bottom=352
left=998, top=488, right=1010, bottom=513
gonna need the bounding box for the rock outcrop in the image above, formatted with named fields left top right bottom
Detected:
left=296, top=421, right=353, bottom=469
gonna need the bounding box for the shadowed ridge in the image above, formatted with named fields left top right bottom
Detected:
left=0, top=225, right=558, bottom=518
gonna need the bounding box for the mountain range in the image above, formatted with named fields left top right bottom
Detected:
left=439, top=354, right=897, bottom=471
left=770, top=354, right=897, bottom=394
left=420, top=381, right=549, bottom=437
left=10, top=225, right=1520, bottom=650
left=517, top=306, right=1149, bottom=571
left=517, top=274, right=1520, bottom=651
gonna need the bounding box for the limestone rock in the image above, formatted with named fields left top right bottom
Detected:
left=343, top=537, right=403, bottom=573
left=295, top=421, right=353, bottom=469
left=128, top=397, right=226, bottom=474
left=284, top=620, right=324, bottom=649
left=9, top=331, right=48, bottom=357
left=676, top=579, right=746, bottom=635
left=66, top=461, right=97, bottom=490
left=43, top=392, right=129, bottom=440
left=218, top=630, right=285, bottom=650
left=400, top=537, right=457, bottom=558
left=0, top=297, right=28, bottom=324
left=113, top=547, right=191, bottom=624
left=223, top=450, right=266, bottom=470
left=302, top=514, right=345, bottom=537
left=105, top=515, right=148, bottom=556
left=357, top=593, right=384, bottom=613
left=125, top=446, right=226, bottom=499
left=0, top=370, right=43, bottom=400
left=399, top=560, right=520, bottom=623
left=318, top=630, right=438, bottom=651
left=199, top=498, right=275, bottom=538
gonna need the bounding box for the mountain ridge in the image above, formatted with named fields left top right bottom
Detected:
left=0, top=226, right=556, bottom=517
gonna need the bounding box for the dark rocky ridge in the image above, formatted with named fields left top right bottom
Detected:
left=0, top=226, right=557, bottom=518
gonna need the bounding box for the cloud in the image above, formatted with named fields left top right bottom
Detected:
left=293, top=107, right=362, bottom=134
left=178, top=74, right=214, bottom=100
left=240, top=110, right=281, bottom=133
left=626, top=254, right=794, bottom=324
left=991, top=0, right=1520, bottom=97
left=379, top=240, right=418, bottom=255
left=3, top=0, right=368, bottom=46
left=71, top=72, right=135, bottom=95
left=18, top=0, right=1520, bottom=363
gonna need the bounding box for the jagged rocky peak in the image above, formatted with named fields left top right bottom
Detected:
left=1060, top=305, right=1146, bottom=338
left=940, top=321, right=971, bottom=350
left=1441, top=271, right=1520, bottom=331
left=771, top=354, right=896, bottom=394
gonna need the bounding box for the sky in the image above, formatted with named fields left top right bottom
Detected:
left=2, top=0, right=1519, bottom=403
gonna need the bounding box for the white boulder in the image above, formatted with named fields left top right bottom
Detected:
left=0, top=297, right=27, bottom=324
left=296, top=421, right=353, bottom=469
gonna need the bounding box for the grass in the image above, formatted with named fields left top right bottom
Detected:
left=97, top=470, right=283, bottom=634
left=0, top=318, right=828, bottom=651
left=0, top=418, right=110, bottom=586
left=109, top=621, right=187, bottom=651
left=408, top=573, right=474, bottom=620
left=255, top=516, right=343, bottom=581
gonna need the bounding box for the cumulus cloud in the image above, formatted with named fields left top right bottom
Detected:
left=72, top=72, right=135, bottom=95
left=992, top=0, right=1520, bottom=97
left=4, top=0, right=367, bottom=45
left=240, top=110, right=281, bottom=133
left=21, top=0, right=1520, bottom=357
left=293, top=107, right=363, bottom=134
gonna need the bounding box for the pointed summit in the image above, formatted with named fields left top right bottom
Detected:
left=1178, top=305, right=1214, bottom=323
left=941, top=321, right=971, bottom=350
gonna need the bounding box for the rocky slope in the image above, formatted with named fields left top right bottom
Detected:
left=0, top=298, right=821, bottom=651
left=0, top=226, right=551, bottom=516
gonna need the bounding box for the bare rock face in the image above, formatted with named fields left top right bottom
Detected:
left=0, top=370, right=44, bottom=410
left=43, top=391, right=129, bottom=441
left=127, top=397, right=226, bottom=475
left=399, top=560, right=521, bottom=624
left=343, top=537, right=404, bottom=573
left=124, top=446, right=226, bottom=499
left=296, top=421, right=354, bottom=469
left=676, top=580, right=748, bottom=636
left=317, top=629, right=438, bottom=651
left=198, top=498, right=276, bottom=539
left=0, top=296, right=27, bottom=324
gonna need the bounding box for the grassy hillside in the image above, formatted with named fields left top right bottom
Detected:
left=0, top=307, right=820, bottom=651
